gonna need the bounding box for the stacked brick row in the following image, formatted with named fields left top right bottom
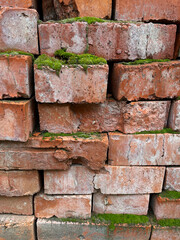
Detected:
left=0, top=0, right=180, bottom=239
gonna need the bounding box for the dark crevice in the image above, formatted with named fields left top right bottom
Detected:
left=111, top=0, right=116, bottom=20
left=34, top=218, right=38, bottom=240
left=37, top=0, right=43, bottom=20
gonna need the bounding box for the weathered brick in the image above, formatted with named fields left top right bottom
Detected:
left=39, top=21, right=87, bottom=56
left=111, top=61, right=180, bottom=101
left=37, top=218, right=151, bottom=240
left=115, top=0, right=180, bottom=22
left=93, top=193, right=149, bottom=215
left=108, top=133, right=180, bottom=166
left=0, top=98, right=35, bottom=142
left=0, top=170, right=40, bottom=196
left=94, top=166, right=165, bottom=194
left=123, top=101, right=170, bottom=133
left=38, top=100, right=125, bottom=133
left=174, top=25, right=180, bottom=59
left=151, top=226, right=180, bottom=240
left=164, top=167, right=180, bottom=191
left=0, top=8, right=39, bottom=54
left=44, top=166, right=95, bottom=194
left=35, top=194, right=91, bottom=219
left=0, top=196, right=33, bottom=215
left=151, top=194, right=180, bottom=219
left=168, top=100, right=180, bottom=131
left=0, top=55, right=33, bottom=99
left=0, top=134, right=108, bottom=171
left=35, top=64, right=108, bottom=103
left=0, top=0, right=37, bottom=8
left=0, top=214, right=35, bottom=240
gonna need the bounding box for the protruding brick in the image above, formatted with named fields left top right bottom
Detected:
left=115, top=0, right=180, bottom=22
left=108, top=133, right=180, bottom=166
left=38, top=100, right=125, bottom=133
left=35, top=194, right=91, bottom=219
left=44, top=166, right=95, bottom=194
left=164, top=167, right=180, bottom=191
left=111, top=61, right=180, bottom=101
left=0, top=8, right=39, bottom=54
left=0, top=196, right=33, bottom=215
left=0, top=170, right=40, bottom=196
left=93, top=193, right=149, bottom=215
left=168, top=100, right=180, bottom=131
left=151, top=194, right=180, bottom=219
left=35, top=64, right=108, bottom=103
left=94, top=166, right=165, bottom=194
left=0, top=0, right=37, bottom=8
left=151, top=226, right=180, bottom=240
left=39, top=22, right=87, bottom=56
left=123, top=101, right=170, bottom=133
left=0, top=214, right=35, bottom=240
left=0, top=55, right=33, bottom=99
left=0, top=98, right=35, bottom=142
left=0, top=134, right=108, bottom=171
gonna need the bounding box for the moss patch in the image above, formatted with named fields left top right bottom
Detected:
left=121, top=59, right=171, bottom=65
left=177, top=96, right=180, bottom=100
left=134, top=128, right=180, bottom=135
left=157, top=219, right=180, bottom=227
left=158, top=190, right=180, bottom=200
left=0, top=50, right=34, bottom=61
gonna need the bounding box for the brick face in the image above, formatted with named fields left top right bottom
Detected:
left=168, top=100, right=180, bottom=131
left=0, top=0, right=37, bottom=8
left=151, top=226, right=180, bottom=240
left=164, top=167, right=180, bottom=191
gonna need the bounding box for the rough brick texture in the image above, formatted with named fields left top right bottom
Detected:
left=93, top=193, right=149, bottom=215
left=39, top=22, right=176, bottom=60
left=164, top=167, right=180, bottom=191
left=115, top=0, right=180, bottom=22
left=0, top=196, right=33, bottom=215
left=108, top=133, right=180, bottom=166
left=94, top=166, right=165, bottom=194
left=111, top=61, right=180, bottom=101
left=0, top=55, right=33, bottom=99
left=44, top=166, right=95, bottom=194
left=0, top=8, right=39, bottom=54
left=168, top=100, right=180, bottom=131
left=0, top=170, right=40, bottom=196
left=0, top=0, right=37, bottom=8
left=0, top=134, right=108, bottom=171
left=0, top=214, right=35, bottom=240
left=151, top=195, right=180, bottom=219
left=151, top=226, right=180, bottom=240
left=35, top=64, right=108, bottom=103
left=35, top=194, right=91, bottom=219
left=0, top=98, right=35, bottom=142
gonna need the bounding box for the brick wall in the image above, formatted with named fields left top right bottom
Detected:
left=0, top=1, right=179, bottom=239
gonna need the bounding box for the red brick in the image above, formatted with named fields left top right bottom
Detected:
left=0, top=55, right=33, bottom=99
left=39, top=21, right=87, bottom=56
left=115, top=0, right=180, bottom=22
left=44, top=166, right=95, bottom=194
left=35, top=64, right=108, bottom=103
left=0, top=170, right=40, bottom=196
left=0, top=98, right=35, bottom=142
left=151, top=194, right=180, bottom=219
left=174, top=25, right=180, bottom=59
left=93, top=193, right=149, bottom=215
left=123, top=101, right=170, bottom=133
left=0, top=134, right=108, bottom=171
left=0, top=196, right=33, bottom=215
left=0, top=215, right=35, bottom=240
left=111, top=61, right=180, bottom=101
left=88, top=22, right=176, bottom=60
left=151, top=226, right=180, bottom=240
left=0, top=8, right=39, bottom=54
left=35, top=194, right=91, bottom=219
left=108, top=133, right=180, bottom=166
left=38, top=100, right=125, bottom=133
left=0, top=0, right=37, bottom=8
left=168, top=100, right=180, bottom=131
left=94, top=166, right=165, bottom=194
left=164, top=167, right=180, bottom=191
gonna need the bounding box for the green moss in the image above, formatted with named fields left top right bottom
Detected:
left=34, top=54, right=64, bottom=75
left=59, top=16, right=110, bottom=24
left=177, top=96, right=180, bottom=100
left=158, top=190, right=180, bottom=200
left=0, top=50, right=34, bottom=61
left=122, top=59, right=171, bottom=65
left=157, top=219, right=180, bottom=227
left=134, top=128, right=180, bottom=135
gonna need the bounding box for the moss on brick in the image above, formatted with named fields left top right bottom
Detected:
left=157, top=219, right=180, bottom=227
left=121, top=59, right=171, bottom=65
left=134, top=128, right=180, bottom=135
left=158, top=190, right=180, bottom=200
left=0, top=50, right=34, bottom=61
